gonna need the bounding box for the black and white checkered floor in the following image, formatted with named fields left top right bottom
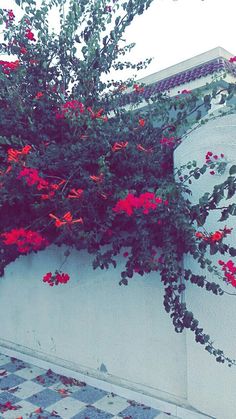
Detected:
left=0, top=353, right=177, bottom=419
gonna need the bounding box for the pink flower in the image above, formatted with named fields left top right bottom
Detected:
left=7, top=10, right=15, bottom=21
left=25, top=29, right=36, bottom=41
left=181, top=89, right=192, bottom=94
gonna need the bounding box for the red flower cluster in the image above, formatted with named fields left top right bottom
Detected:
left=17, top=167, right=65, bottom=199
left=1, top=228, right=48, bottom=253
left=43, top=271, right=70, bottom=286
left=205, top=151, right=225, bottom=175
left=25, top=28, right=36, bottom=41
left=40, top=179, right=66, bottom=200
left=7, top=145, right=32, bottom=163
left=229, top=56, right=236, bottom=63
left=218, top=260, right=236, bottom=287
left=49, top=211, right=83, bottom=227
left=0, top=60, right=20, bottom=75
left=205, top=151, right=224, bottom=164
left=195, top=226, right=232, bottom=243
left=113, top=192, right=168, bottom=216
left=133, top=84, right=144, bottom=93
left=18, top=167, right=49, bottom=189
left=56, top=100, right=85, bottom=119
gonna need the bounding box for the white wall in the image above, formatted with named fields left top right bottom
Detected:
left=0, top=246, right=187, bottom=403
left=175, top=114, right=236, bottom=419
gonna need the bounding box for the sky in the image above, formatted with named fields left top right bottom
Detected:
left=1, top=0, right=236, bottom=80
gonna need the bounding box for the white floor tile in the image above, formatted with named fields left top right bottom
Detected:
left=14, top=365, right=46, bottom=380
left=0, top=355, right=11, bottom=367
left=12, top=379, right=45, bottom=399
left=48, top=396, right=86, bottom=419
left=93, top=394, right=130, bottom=415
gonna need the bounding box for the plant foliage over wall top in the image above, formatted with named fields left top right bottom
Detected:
left=1, top=0, right=236, bottom=365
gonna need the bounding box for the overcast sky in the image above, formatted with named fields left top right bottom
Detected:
left=1, top=0, right=235, bottom=79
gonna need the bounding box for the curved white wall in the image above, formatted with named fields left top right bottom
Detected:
left=175, top=114, right=236, bottom=419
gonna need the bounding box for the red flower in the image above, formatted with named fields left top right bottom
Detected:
left=112, top=142, right=128, bottom=152
left=87, top=107, right=107, bottom=121
left=136, top=144, right=153, bottom=153
left=139, top=118, right=145, bottom=127
left=20, top=47, right=27, bottom=54
left=7, top=10, right=15, bottom=21
left=1, top=229, right=48, bottom=253
left=229, top=56, right=236, bottom=63
left=49, top=212, right=83, bottom=227
left=210, top=231, right=223, bottom=242
left=25, top=28, right=36, bottom=41
left=181, top=89, right=192, bottom=94
left=133, top=84, right=144, bottom=93
left=18, top=167, right=49, bottom=189
left=35, top=91, right=44, bottom=99
left=113, top=192, right=165, bottom=216
left=0, top=60, right=20, bottom=74
left=56, top=100, right=85, bottom=119
left=218, top=259, right=236, bottom=287
left=123, top=252, right=129, bottom=257
left=7, top=145, right=32, bottom=163
left=195, top=232, right=204, bottom=239
left=43, top=271, right=70, bottom=286
left=67, top=188, right=84, bottom=199
left=89, top=174, right=104, bottom=183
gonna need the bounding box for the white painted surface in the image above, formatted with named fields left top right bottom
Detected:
left=175, top=114, right=236, bottom=419
left=0, top=247, right=187, bottom=403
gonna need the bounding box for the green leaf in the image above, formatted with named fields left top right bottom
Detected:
left=229, top=165, right=236, bottom=175
left=229, top=247, right=236, bottom=257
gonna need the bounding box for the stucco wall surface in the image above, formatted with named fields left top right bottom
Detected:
left=0, top=246, right=187, bottom=402
left=175, top=114, right=236, bottom=419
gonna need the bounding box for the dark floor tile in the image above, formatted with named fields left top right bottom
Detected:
left=71, top=405, right=114, bottom=419
left=72, top=385, right=108, bottom=404
left=0, top=374, right=25, bottom=390
left=26, top=388, right=62, bottom=408
left=118, top=403, right=161, bottom=418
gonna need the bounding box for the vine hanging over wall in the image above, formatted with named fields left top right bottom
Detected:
left=1, top=0, right=236, bottom=365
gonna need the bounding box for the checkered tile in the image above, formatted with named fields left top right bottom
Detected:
left=0, top=353, right=165, bottom=418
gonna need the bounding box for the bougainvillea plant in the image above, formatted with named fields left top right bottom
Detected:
left=0, top=0, right=236, bottom=365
